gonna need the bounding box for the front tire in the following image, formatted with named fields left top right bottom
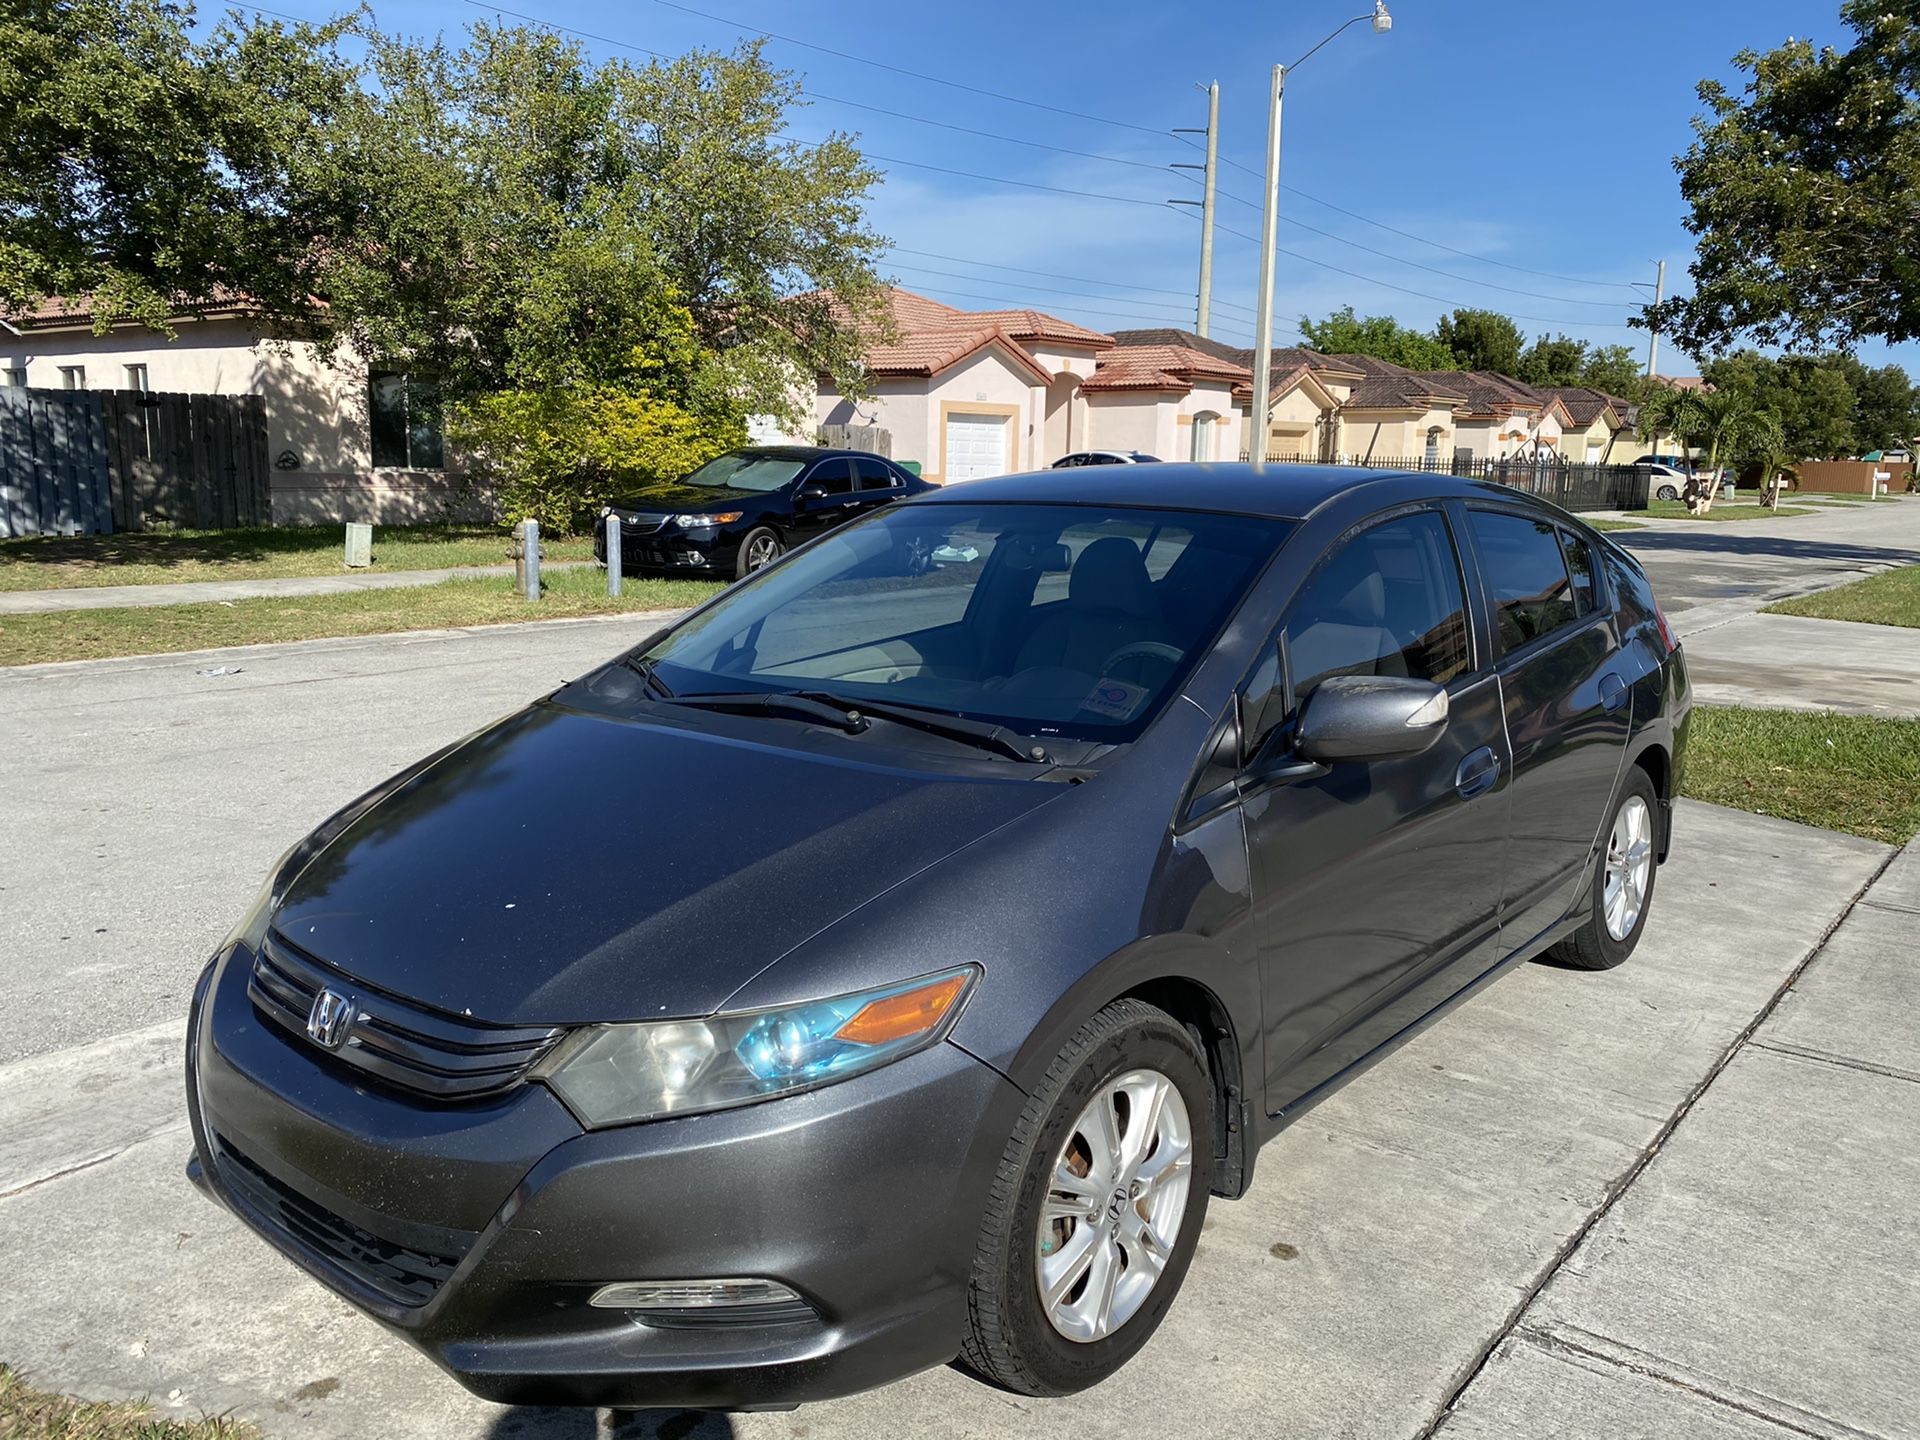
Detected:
left=1655, top=482, right=1680, bottom=502
left=961, top=999, right=1213, bottom=1396
left=1547, top=767, right=1660, bottom=971
left=736, top=527, right=783, bottom=579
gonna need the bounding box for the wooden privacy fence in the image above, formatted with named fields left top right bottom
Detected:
left=0, top=387, right=269, bottom=538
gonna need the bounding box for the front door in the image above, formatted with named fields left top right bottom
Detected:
left=789, top=457, right=858, bottom=546
left=1462, top=507, right=1632, bottom=952
left=1243, top=507, right=1511, bottom=1113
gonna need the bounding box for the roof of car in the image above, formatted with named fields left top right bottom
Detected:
left=909, top=462, right=1543, bottom=521
left=733, top=445, right=901, bottom=462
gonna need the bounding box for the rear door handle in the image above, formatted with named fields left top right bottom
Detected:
left=1599, top=671, right=1628, bottom=713
left=1455, top=746, right=1500, bottom=799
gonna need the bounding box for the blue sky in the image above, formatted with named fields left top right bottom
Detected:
left=261, top=0, right=1899, bottom=374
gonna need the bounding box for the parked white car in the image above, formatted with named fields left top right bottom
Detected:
left=1050, top=450, right=1160, bottom=467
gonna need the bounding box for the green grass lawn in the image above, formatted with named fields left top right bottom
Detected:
left=0, top=525, right=597, bottom=591
left=1681, top=704, right=1920, bottom=844
left=1764, top=565, right=1920, bottom=628
left=1584, top=518, right=1644, bottom=532
left=1623, top=500, right=1815, bottom=522
left=0, top=565, right=720, bottom=667
left=0, top=1365, right=254, bottom=1439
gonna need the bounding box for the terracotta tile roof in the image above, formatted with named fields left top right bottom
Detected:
left=1081, top=343, right=1251, bottom=394
left=1536, top=386, right=1622, bottom=426
left=1404, top=369, right=1532, bottom=417
left=1108, top=328, right=1255, bottom=368
left=855, top=288, right=1105, bottom=386
left=6, top=287, right=260, bottom=330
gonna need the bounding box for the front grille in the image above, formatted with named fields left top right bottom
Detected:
left=213, top=1135, right=468, bottom=1308
left=250, top=931, right=565, bottom=1101
left=617, top=512, right=671, bottom=534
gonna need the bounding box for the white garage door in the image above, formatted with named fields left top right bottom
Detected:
left=944, top=413, right=1010, bottom=482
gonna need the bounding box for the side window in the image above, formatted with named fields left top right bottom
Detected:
left=1558, top=528, right=1598, bottom=615
left=808, top=458, right=854, bottom=496
left=1468, top=509, right=1580, bottom=653
left=852, top=457, right=897, bottom=491
left=1283, top=511, right=1471, bottom=705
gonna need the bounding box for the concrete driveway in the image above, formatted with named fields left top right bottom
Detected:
left=3, top=613, right=1915, bottom=1439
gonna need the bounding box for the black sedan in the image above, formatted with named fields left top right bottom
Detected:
left=186, top=465, right=1689, bottom=1410
left=594, top=445, right=931, bottom=579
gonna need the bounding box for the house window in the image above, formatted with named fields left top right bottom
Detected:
left=124, top=363, right=150, bottom=392
left=2, top=366, right=24, bottom=388
left=368, top=372, right=443, bottom=469
left=59, top=365, right=85, bottom=390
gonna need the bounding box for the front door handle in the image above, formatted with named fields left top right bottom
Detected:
left=1455, top=746, right=1501, bottom=799
left=1599, top=671, right=1628, bottom=714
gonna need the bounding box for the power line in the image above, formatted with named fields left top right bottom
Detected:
left=1207, top=218, right=1639, bottom=331
left=645, top=0, right=1173, bottom=138
left=1187, top=174, right=1636, bottom=310
left=889, top=247, right=1257, bottom=317
left=1181, top=137, right=1644, bottom=292
left=885, top=262, right=1255, bottom=338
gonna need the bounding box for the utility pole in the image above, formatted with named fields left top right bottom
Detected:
left=1247, top=63, right=1285, bottom=464
left=1644, top=258, right=1666, bottom=379
left=1170, top=82, right=1219, bottom=336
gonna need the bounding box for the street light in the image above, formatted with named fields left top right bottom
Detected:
left=1248, top=2, right=1392, bottom=464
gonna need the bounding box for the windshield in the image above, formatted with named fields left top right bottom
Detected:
left=642, top=502, right=1292, bottom=743
left=683, top=453, right=808, bottom=491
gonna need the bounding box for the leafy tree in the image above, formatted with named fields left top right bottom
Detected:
left=1435, top=308, right=1524, bottom=375
left=1577, top=345, right=1647, bottom=399
left=1517, top=333, right=1589, bottom=387
left=1703, top=351, right=1856, bottom=459
left=1652, top=2, right=1920, bottom=353
left=1832, top=353, right=1920, bottom=450
left=0, top=0, right=362, bottom=332
left=1639, top=383, right=1782, bottom=511
left=1298, top=305, right=1454, bottom=370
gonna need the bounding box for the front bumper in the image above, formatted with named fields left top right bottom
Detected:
left=184, top=945, right=1022, bottom=1409
left=594, top=522, right=740, bottom=576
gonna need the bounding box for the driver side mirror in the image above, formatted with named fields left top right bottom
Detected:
left=795, top=483, right=829, bottom=508
left=1295, top=675, right=1449, bottom=762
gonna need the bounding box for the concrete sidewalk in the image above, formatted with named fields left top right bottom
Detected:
left=1436, top=840, right=1919, bottom=1440
left=0, top=804, right=1902, bottom=1440
left=0, top=561, right=593, bottom=614
left=1680, top=610, right=1920, bottom=717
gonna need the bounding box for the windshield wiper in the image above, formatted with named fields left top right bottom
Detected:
left=790, top=691, right=1050, bottom=764
left=619, top=655, right=674, bottom=698
left=654, top=689, right=867, bottom=733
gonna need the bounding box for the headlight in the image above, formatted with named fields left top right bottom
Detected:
left=538, top=966, right=977, bottom=1128
left=671, top=511, right=742, bottom=528
left=220, top=841, right=299, bottom=955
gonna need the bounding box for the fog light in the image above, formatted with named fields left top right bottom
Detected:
left=588, top=1277, right=802, bottom=1310
left=677, top=551, right=709, bottom=567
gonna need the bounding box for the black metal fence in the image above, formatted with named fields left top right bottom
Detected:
left=1235, top=452, right=1652, bottom=513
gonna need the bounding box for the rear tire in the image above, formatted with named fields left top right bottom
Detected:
left=1655, top=483, right=1680, bottom=502
left=1547, top=767, right=1661, bottom=971
left=961, top=999, right=1212, bottom=1396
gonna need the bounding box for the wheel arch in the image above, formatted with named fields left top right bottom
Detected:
left=1629, top=739, right=1673, bottom=860
left=1118, top=975, right=1251, bottom=1200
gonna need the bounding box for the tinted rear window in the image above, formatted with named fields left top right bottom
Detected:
left=1468, top=510, right=1580, bottom=653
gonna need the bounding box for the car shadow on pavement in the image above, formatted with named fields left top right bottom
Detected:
left=1617, top=530, right=1920, bottom=565
left=483, top=1406, right=737, bottom=1439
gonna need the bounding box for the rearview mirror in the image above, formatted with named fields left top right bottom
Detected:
left=796, top=483, right=829, bottom=506
left=1296, top=675, right=1449, bottom=762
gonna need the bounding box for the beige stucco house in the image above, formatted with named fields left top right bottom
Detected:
left=0, top=298, right=469, bottom=523
left=815, top=292, right=1250, bottom=481
left=1539, top=386, right=1635, bottom=464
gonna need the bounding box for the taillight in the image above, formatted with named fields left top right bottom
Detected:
left=1653, top=601, right=1678, bottom=654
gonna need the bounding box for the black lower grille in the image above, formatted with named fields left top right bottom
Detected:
left=249, top=931, right=565, bottom=1101
left=213, top=1136, right=468, bottom=1308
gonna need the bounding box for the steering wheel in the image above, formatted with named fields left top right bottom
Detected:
left=1098, top=641, right=1184, bottom=676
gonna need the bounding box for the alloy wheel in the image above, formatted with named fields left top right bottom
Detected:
left=1035, top=1068, right=1193, bottom=1343
left=1603, top=795, right=1654, bottom=940
left=745, top=535, right=780, bottom=571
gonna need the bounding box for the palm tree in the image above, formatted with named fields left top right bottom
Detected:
left=1637, top=385, right=1780, bottom=513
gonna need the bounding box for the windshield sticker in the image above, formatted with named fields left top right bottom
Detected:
left=1081, top=678, right=1149, bottom=720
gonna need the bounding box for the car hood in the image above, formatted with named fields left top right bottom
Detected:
left=611, top=481, right=774, bottom=513
left=269, top=701, right=1059, bottom=1026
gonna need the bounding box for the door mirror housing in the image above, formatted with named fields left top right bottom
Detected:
left=794, top=483, right=830, bottom=507
left=1295, top=675, right=1450, bottom=762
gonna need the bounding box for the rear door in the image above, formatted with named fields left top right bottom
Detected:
left=1461, top=507, right=1631, bottom=953
left=1244, top=505, right=1512, bottom=1113
left=849, top=456, right=906, bottom=519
